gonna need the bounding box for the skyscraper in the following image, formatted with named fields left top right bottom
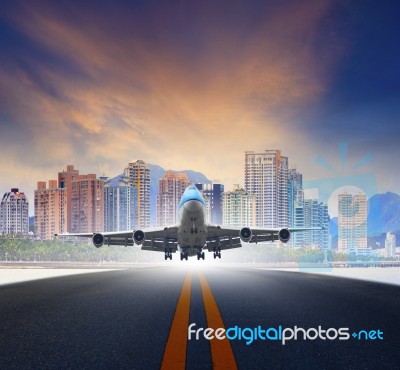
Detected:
left=34, top=180, right=67, bottom=239
left=71, top=174, right=104, bottom=233
left=157, top=171, right=190, bottom=226
left=222, top=185, right=256, bottom=228
left=36, top=165, right=103, bottom=237
left=338, top=193, right=368, bottom=254
left=195, top=183, right=224, bottom=225
left=58, top=165, right=79, bottom=232
left=319, top=203, right=330, bottom=250
left=303, top=199, right=329, bottom=249
left=385, top=232, right=396, bottom=258
left=0, top=188, right=29, bottom=236
left=288, top=169, right=304, bottom=247
left=104, top=176, right=137, bottom=232
left=124, top=160, right=150, bottom=228
left=245, top=150, right=289, bottom=228
left=288, top=169, right=303, bottom=228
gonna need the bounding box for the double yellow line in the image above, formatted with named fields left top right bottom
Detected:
left=161, top=272, right=237, bottom=370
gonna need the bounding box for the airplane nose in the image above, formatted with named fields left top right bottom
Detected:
left=183, top=200, right=204, bottom=212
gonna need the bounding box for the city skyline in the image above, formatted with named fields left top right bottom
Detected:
left=0, top=152, right=399, bottom=218
left=0, top=157, right=387, bottom=254
left=1, top=1, right=400, bottom=210
left=26, top=158, right=330, bottom=252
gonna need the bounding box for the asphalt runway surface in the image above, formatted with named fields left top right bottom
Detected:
left=0, top=266, right=399, bottom=370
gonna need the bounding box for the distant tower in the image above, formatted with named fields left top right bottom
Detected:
left=303, top=200, right=329, bottom=249
left=157, top=171, right=190, bottom=226
left=222, top=185, right=256, bottom=228
left=288, top=169, right=304, bottom=247
left=338, top=193, right=367, bottom=254
left=71, top=174, right=104, bottom=233
left=58, top=165, right=79, bottom=232
left=195, top=183, right=224, bottom=224
left=34, top=180, right=67, bottom=239
left=36, top=165, right=103, bottom=237
left=245, top=150, right=289, bottom=227
left=0, top=188, right=29, bottom=236
left=104, top=177, right=137, bottom=232
left=124, top=160, right=150, bottom=228
left=385, top=232, right=396, bottom=258
left=288, top=169, right=303, bottom=228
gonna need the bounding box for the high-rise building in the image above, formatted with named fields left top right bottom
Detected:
left=222, top=185, right=256, bottom=228
left=104, top=176, right=137, bottom=232
left=195, top=183, right=224, bottom=225
left=288, top=169, right=303, bottom=227
left=338, top=193, right=368, bottom=254
left=245, top=150, right=289, bottom=228
left=36, top=165, right=104, bottom=237
left=287, top=169, right=305, bottom=247
left=58, top=165, right=79, bottom=232
left=0, top=188, right=29, bottom=236
left=385, top=232, right=396, bottom=258
left=303, top=199, right=329, bottom=249
left=34, top=180, right=67, bottom=239
left=124, top=160, right=150, bottom=228
left=292, top=199, right=306, bottom=247
left=157, top=171, right=190, bottom=226
left=71, top=174, right=104, bottom=233
left=319, top=203, right=330, bottom=250
left=202, top=194, right=212, bottom=224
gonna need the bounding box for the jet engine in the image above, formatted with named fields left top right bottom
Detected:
left=133, top=230, right=145, bottom=245
left=239, top=227, right=252, bottom=243
left=278, top=228, right=291, bottom=243
left=92, top=233, right=104, bottom=248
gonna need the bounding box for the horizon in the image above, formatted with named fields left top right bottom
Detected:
left=6, top=157, right=400, bottom=219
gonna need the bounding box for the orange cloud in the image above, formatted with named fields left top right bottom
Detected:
left=0, top=0, right=344, bottom=209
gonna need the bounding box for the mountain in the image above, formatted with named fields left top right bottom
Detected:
left=367, top=192, right=400, bottom=235
left=109, top=164, right=211, bottom=225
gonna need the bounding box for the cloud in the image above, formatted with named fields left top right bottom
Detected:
left=0, top=0, right=346, bottom=211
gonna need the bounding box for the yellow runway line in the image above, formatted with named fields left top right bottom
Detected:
left=161, top=272, right=192, bottom=370
left=199, top=273, right=238, bottom=370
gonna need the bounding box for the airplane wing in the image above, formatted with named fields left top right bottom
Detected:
left=56, top=226, right=179, bottom=253
left=139, top=227, right=179, bottom=253
left=204, top=225, right=323, bottom=252
left=57, top=225, right=322, bottom=254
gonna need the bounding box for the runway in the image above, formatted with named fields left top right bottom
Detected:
left=0, top=266, right=399, bottom=369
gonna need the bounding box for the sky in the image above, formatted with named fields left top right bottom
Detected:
left=1, top=0, right=400, bottom=215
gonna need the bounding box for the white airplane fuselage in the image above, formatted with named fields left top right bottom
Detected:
left=176, top=188, right=207, bottom=257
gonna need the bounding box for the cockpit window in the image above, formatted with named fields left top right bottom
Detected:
left=179, top=186, right=205, bottom=208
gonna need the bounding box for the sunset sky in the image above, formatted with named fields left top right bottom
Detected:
left=1, top=0, right=399, bottom=214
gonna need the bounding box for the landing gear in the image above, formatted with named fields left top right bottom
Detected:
left=213, top=247, right=221, bottom=259
left=180, top=252, right=188, bottom=261
left=197, top=251, right=205, bottom=260
left=164, top=248, right=172, bottom=260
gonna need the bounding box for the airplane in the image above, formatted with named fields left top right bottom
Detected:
left=56, top=185, right=323, bottom=261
